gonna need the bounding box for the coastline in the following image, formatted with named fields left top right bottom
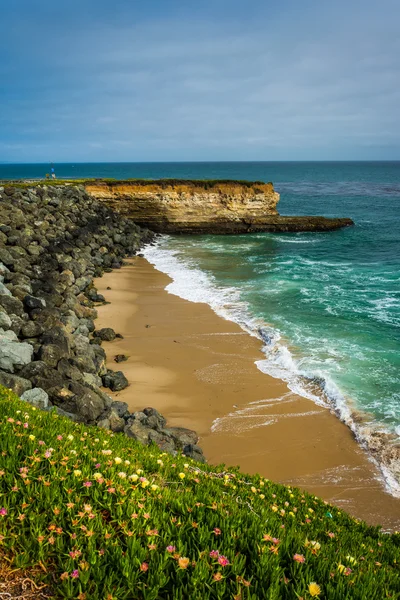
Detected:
left=95, top=257, right=400, bottom=531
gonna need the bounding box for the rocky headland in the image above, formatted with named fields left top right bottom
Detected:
left=0, top=183, right=205, bottom=462
left=86, top=179, right=354, bottom=233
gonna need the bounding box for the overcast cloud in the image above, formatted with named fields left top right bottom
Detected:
left=1, top=0, right=399, bottom=161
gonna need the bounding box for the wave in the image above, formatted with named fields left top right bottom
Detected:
left=142, top=237, right=400, bottom=498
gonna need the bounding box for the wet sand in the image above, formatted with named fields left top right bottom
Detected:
left=95, top=258, right=400, bottom=530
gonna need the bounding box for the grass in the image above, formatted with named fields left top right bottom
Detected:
left=0, top=385, right=399, bottom=599
left=0, top=179, right=271, bottom=189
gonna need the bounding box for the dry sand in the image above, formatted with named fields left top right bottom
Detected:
left=95, top=258, right=400, bottom=530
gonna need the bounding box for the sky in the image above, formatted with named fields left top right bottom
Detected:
left=1, top=0, right=400, bottom=162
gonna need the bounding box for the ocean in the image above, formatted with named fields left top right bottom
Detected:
left=2, top=161, right=400, bottom=492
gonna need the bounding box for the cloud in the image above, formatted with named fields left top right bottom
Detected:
left=0, top=0, right=399, bottom=161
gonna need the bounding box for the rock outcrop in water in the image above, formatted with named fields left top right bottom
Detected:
left=0, top=183, right=205, bottom=462
left=86, top=180, right=354, bottom=233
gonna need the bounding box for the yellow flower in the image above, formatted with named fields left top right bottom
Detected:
left=337, top=564, right=346, bottom=573
left=129, top=474, right=139, bottom=482
left=178, top=557, right=190, bottom=569
left=178, top=473, right=185, bottom=480
left=308, top=582, right=321, bottom=597
left=136, top=469, right=143, bottom=475
left=67, top=435, right=74, bottom=441
left=141, top=480, right=149, bottom=488
left=151, top=484, right=159, bottom=491
left=346, top=555, right=357, bottom=565
left=271, top=505, right=278, bottom=512
left=73, top=470, right=82, bottom=477
left=93, top=472, right=102, bottom=480
left=28, top=434, right=35, bottom=441
left=114, top=457, right=122, bottom=464
left=259, top=494, right=265, bottom=499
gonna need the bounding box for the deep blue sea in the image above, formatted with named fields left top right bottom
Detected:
left=2, top=161, right=400, bottom=490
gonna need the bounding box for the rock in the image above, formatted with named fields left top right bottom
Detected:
left=114, top=354, right=128, bottom=363
left=74, top=387, right=107, bottom=423
left=20, top=361, right=63, bottom=391
left=0, top=282, right=11, bottom=296
left=97, top=417, right=110, bottom=430
left=124, top=420, right=150, bottom=445
left=143, top=407, right=167, bottom=430
left=38, top=343, right=68, bottom=368
left=0, top=294, right=24, bottom=316
left=93, top=327, right=117, bottom=341
left=0, top=337, right=33, bottom=373
left=108, top=409, right=125, bottom=432
left=164, top=426, right=199, bottom=448
left=102, top=370, right=129, bottom=391
left=183, top=444, right=206, bottom=463
left=23, top=295, right=46, bottom=310
left=20, top=320, right=44, bottom=339
left=57, top=358, right=83, bottom=382
left=0, top=371, right=32, bottom=395
left=82, top=372, right=103, bottom=389
left=0, top=311, right=12, bottom=329
left=148, top=429, right=177, bottom=454
left=21, top=387, right=49, bottom=409
left=110, top=400, right=129, bottom=418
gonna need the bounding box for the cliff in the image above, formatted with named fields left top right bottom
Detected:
left=86, top=179, right=354, bottom=233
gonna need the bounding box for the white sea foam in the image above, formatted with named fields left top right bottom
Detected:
left=142, top=237, right=400, bottom=497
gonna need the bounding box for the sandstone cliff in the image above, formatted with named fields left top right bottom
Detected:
left=86, top=179, right=353, bottom=234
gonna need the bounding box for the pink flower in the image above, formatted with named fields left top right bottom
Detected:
left=23, top=423, right=28, bottom=428
left=44, top=451, right=52, bottom=458
left=0, top=508, right=7, bottom=516
left=166, top=545, right=176, bottom=553
left=272, top=538, right=280, bottom=544
left=83, top=481, right=92, bottom=487
left=95, top=463, right=101, bottom=468
left=209, top=550, right=219, bottom=559
left=140, top=562, right=149, bottom=572
left=293, top=554, right=306, bottom=563
left=71, top=569, right=79, bottom=579
left=107, top=487, right=115, bottom=494
left=213, top=528, right=221, bottom=535
left=327, top=532, right=335, bottom=538
left=217, top=555, right=230, bottom=567
left=39, top=440, right=45, bottom=446
left=57, top=435, right=63, bottom=441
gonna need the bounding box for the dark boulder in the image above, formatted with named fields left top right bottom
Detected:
left=0, top=371, right=32, bottom=396
left=93, top=327, right=117, bottom=341
left=23, top=295, right=46, bottom=310
left=102, top=370, right=129, bottom=392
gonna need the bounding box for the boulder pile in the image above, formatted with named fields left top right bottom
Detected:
left=0, top=183, right=205, bottom=462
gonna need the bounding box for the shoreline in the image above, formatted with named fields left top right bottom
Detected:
left=95, top=257, right=400, bottom=531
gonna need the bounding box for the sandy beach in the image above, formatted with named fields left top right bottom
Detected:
left=95, top=257, right=400, bottom=531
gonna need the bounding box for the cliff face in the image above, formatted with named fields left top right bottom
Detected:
left=86, top=180, right=281, bottom=233
left=86, top=180, right=353, bottom=234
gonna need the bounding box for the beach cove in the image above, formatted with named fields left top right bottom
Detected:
left=95, top=257, right=400, bottom=531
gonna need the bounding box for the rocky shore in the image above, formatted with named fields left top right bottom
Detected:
left=0, top=184, right=205, bottom=462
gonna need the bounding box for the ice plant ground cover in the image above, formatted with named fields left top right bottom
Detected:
left=0, top=386, right=399, bottom=599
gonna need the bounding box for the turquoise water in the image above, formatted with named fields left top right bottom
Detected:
left=2, top=161, right=400, bottom=488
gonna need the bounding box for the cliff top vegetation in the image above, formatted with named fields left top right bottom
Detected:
left=0, top=178, right=271, bottom=190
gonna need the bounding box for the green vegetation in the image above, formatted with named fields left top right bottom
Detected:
left=0, top=386, right=399, bottom=599
left=0, top=178, right=271, bottom=189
